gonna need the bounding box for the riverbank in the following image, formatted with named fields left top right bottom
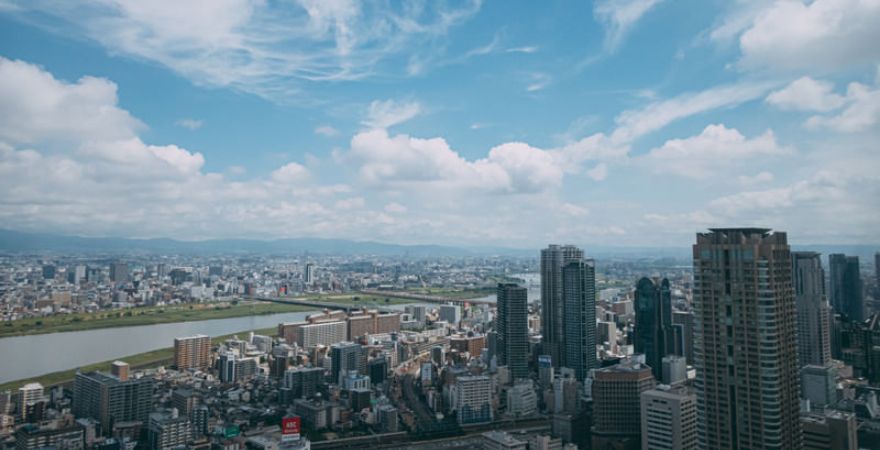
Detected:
left=0, top=327, right=276, bottom=392
left=0, top=302, right=311, bottom=339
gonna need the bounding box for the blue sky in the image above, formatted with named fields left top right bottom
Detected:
left=0, top=0, right=878, bottom=247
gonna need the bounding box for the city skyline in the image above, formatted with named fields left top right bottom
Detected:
left=0, top=1, right=877, bottom=247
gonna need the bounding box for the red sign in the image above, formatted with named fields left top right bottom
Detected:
left=282, top=416, right=301, bottom=435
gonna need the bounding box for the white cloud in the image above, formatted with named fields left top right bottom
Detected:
left=805, top=80, right=880, bottom=132
left=766, top=77, right=846, bottom=112
left=175, top=118, right=204, bottom=130
left=526, top=73, right=551, bottom=92
left=384, top=202, right=407, bottom=213
left=362, top=99, right=422, bottom=129
left=0, top=57, right=141, bottom=145
left=593, top=0, right=665, bottom=53
left=506, top=46, right=539, bottom=54
left=586, top=163, right=608, bottom=181
left=736, top=0, right=880, bottom=73
left=737, top=171, right=774, bottom=186
left=314, top=125, right=339, bottom=137
left=642, top=124, right=792, bottom=179
left=610, top=81, right=775, bottom=143
left=6, top=0, right=482, bottom=100
left=271, top=162, right=311, bottom=184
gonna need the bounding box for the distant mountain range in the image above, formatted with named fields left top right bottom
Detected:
left=0, top=229, right=875, bottom=260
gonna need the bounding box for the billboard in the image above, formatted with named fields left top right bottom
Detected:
left=224, top=425, right=240, bottom=438
left=281, top=416, right=301, bottom=441
left=538, top=355, right=552, bottom=368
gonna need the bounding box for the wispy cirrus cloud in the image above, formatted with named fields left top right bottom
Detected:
left=4, top=0, right=482, bottom=101
left=593, top=0, right=665, bottom=54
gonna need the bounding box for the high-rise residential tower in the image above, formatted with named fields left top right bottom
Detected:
left=496, top=283, right=529, bottom=380
left=562, top=259, right=597, bottom=380
left=540, top=244, right=584, bottom=367
left=693, top=228, right=802, bottom=450
left=792, top=252, right=832, bottom=367
left=174, top=335, right=211, bottom=371
left=73, top=370, right=153, bottom=435
left=633, top=277, right=674, bottom=379
left=829, top=254, right=864, bottom=322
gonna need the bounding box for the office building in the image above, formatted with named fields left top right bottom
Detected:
left=110, top=262, right=128, bottom=284
left=454, top=375, right=493, bottom=426
left=173, top=335, right=211, bottom=371
left=829, top=254, right=864, bottom=322
left=541, top=244, right=584, bottom=366
left=800, top=364, right=838, bottom=409
left=693, top=228, right=802, bottom=450
left=671, top=311, right=695, bottom=364
left=640, top=384, right=697, bottom=450
left=283, top=367, right=324, bottom=400
left=330, top=342, right=366, bottom=385
left=482, top=431, right=528, bottom=450
left=450, top=334, right=486, bottom=357
left=439, top=304, right=462, bottom=325
left=305, top=263, right=315, bottom=285
left=661, top=355, right=687, bottom=385
left=506, top=380, right=538, bottom=418
left=792, top=252, right=832, bottom=367
left=73, top=370, right=153, bottom=435
left=41, top=264, right=55, bottom=280
left=801, top=410, right=858, bottom=450
left=377, top=404, right=399, bottom=433
left=171, top=389, right=198, bottom=416
left=592, top=359, right=656, bottom=450
left=634, top=277, right=674, bottom=379
left=497, top=283, right=529, bottom=380
left=562, top=259, right=597, bottom=380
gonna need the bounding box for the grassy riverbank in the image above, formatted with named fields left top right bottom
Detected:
left=298, top=293, right=412, bottom=306
left=0, top=302, right=311, bottom=339
left=0, top=327, right=276, bottom=392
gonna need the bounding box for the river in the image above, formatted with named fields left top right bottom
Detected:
left=0, top=276, right=541, bottom=385
left=0, top=309, right=327, bottom=384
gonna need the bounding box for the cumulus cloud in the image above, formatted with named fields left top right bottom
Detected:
left=271, top=162, right=311, bottom=184
left=735, top=0, right=880, bottom=73
left=766, top=77, right=846, bottom=112
left=642, top=124, right=792, bottom=179
left=805, top=80, right=880, bottom=132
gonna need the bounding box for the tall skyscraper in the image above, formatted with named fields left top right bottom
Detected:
left=693, top=228, right=802, bottom=450
left=829, top=254, right=864, bottom=322
left=496, top=283, right=529, bottom=380
left=792, top=252, right=832, bottom=367
left=541, top=244, right=584, bottom=367
left=562, top=259, right=597, bottom=380
left=633, top=277, right=674, bottom=379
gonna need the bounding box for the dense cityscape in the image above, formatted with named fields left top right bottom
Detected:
left=2, top=1, right=879, bottom=449
left=0, top=231, right=877, bottom=449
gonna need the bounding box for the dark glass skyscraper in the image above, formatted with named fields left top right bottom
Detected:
left=562, top=259, right=597, bottom=380
left=497, top=283, right=529, bottom=380
left=540, top=244, right=584, bottom=367
left=633, top=277, right=674, bottom=379
left=693, top=228, right=801, bottom=450
left=829, top=254, right=864, bottom=322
